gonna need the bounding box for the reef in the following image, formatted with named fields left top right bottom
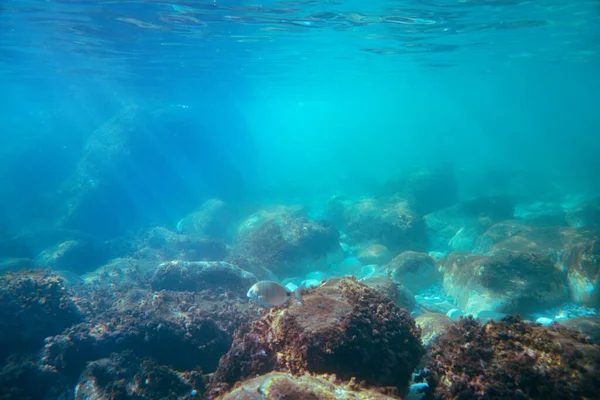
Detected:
left=218, top=372, right=398, bottom=399
left=424, top=315, right=600, bottom=399
left=176, top=198, right=234, bottom=240
left=360, top=275, right=416, bottom=312
left=210, top=277, right=423, bottom=397
left=414, top=313, right=455, bottom=347
left=226, top=205, right=342, bottom=279
left=0, top=269, right=82, bottom=362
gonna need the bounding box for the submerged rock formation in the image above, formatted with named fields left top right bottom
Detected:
left=210, top=277, right=423, bottom=397
left=424, top=316, right=600, bottom=399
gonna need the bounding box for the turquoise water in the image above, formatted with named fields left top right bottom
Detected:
left=1, top=1, right=600, bottom=399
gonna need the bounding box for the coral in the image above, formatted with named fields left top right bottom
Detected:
left=218, top=372, right=399, bottom=399
left=424, top=315, right=600, bottom=399
left=0, top=269, right=81, bottom=361
left=74, top=351, right=205, bottom=400
left=226, top=206, right=341, bottom=278
left=210, top=277, right=423, bottom=397
left=41, top=289, right=261, bottom=381
left=150, top=261, right=257, bottom=296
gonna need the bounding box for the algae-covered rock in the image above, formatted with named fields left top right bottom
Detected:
left=74, top=351, right=205, bottom=400
left=325, top=195, right=426, bottom=253
left=135, top=226, right=228, bottom=262
left=0, top=270, right=81, bottom=361
left=439, top=251, right=568, bottom=317
left=424, top=196, right=515, bottom=253
left=150, top=260, right=257, bottom=296
left=425, top=316, right=600, bottom=399
left=566, top=196, right=600, bottom=229
left=361, top=275, right=416, bottom=311
left=414, top=313, right=454, bottom=346
left=219, top=372, right=397, bottom=399
left=0, top=355, right=70, bottom=400
left=210, top=277, right=423, bottom=397
left=559, top=315, right=600, bottom=344
left=357, top=243, right=393, bottom=265
left=560, top=228, right=600, bottom=307
left=226, top=205, right=342, bottom=279
left=176, top=198, right=233, bottom=240
left=387, top=251, right=439, bottom=294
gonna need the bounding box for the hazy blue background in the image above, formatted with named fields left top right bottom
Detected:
left=1, top=0, right=599, bottom=243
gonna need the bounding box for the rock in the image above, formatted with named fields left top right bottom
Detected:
left=41, top=290, right=261, bottom=380
left=356, top=244, right=392, bottom=265
left=0, top=257, right=34, bottom=273
left=566, top=196, right=600, bottom=229
left=226, top=206, right=342, bottom=279
left=424, top=196, right=515, bottom=253
left=52, top=105, right=254, bottom=238
left=33, top=239, right=108, bottom=272
left=219, top=372, right=397, bottom=399
left=0, top=270, right=82, bottom=362
left=325, top=195, right=427, bottom=253
left=0, top=355, right=70, bottom=400
left=387, top=251, right=439, bottom=294
left=176, top=198, right=233, bottom=240
left=472, top=220, right=533, bottom=255
left=514, top=201, right=568, bottom=226
left=300, top=279, right=322, bottom=289
left=559, top=315, right=600, bottom=344
left=425, top=316, right=600, bottom=399
left=560, top=229, right=600, bottom=307
left=150, top=261, right=257, bottom=296
left=210, top=277, right=423, bottom=397
left=415, top=313, right=455, bottom=346
left=80, top=257, right=157, bottom=289
left=74, top=351, right=205, bottom=400
left=361, top=275, right=416, bottom=311
left=439, top=251, right=569, bottom=317
left=135, top=226, right=228, bottom=262
left=381, top=164, right=458, bottom=215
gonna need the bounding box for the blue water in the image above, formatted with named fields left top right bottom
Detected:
left=1, top=1, right=600, bottom=398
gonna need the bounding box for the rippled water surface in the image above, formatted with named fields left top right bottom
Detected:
left=2, top=0, right=599, bottom=80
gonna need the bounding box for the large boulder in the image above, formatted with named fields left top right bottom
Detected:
left=424, top=196, right=515, bottom=253
left=226, top=206, right=342, bottom=279
left=386, top=251, right=440, bottom=294
left=41, top=290, right=261, bottom=380
left=325, top=195, right=427, bottom=253
left=381, top=164, right=458, bottom=215
left=74, top=351, right=205, bottom=400
left=210, top=277, right=423, bottom=397
left=0, top=270, right=82, bottom=362
left=133, top=226, right=228, bottom=262
left=439, top=250, right=569, bottom=317
left=566, top=196, right=600, bottom=229
left=560, top=228, right=600, bottom=307
left=176, top=198, right=234, bottom=240
left=218, top=372, right=397, bottom=399
left=150, top=261, right=257, bottom=296
left=424, top=316, right=600, bottom=399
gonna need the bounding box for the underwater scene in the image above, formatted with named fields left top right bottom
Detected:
left=1, top=0, right=600, bottom=399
